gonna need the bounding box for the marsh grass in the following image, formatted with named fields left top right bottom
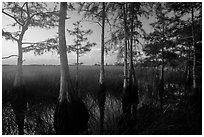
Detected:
left=2, top=93, right=123, bottom=134
left=3, top=65, right=195, bottom=135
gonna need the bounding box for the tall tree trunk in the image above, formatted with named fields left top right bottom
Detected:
left=122, top=3, right=131, bottom=114
left=58, top=2, right=70, bottom=103
left=98, top=2, right=106, bottom=134
left=129, top=3, right=134, bottom=89
left=191, top=5, right=197, bottom=93
left=185, top=52, right=190, bottom=104
left=10, top=24, right=28, bottom=135
left=14, top=41, right=23, bottom=87
left=130, top=3, right=139, bottom=114
left=13, top=25, right=28, bottom=87
left=185, top=43, right=191, bottom=105
left=122, top=3, right=139, bottom=116
left=76, top=25, right=79, bottom=93
left=159, top=24, right=165, bottom=109
left=54, top=3, right=89, bottom=134
left=123, top=3, right=128, bottom=92
left=190, top=4, right=201, bottom=113
left=76, top=47, right=79, bottom=92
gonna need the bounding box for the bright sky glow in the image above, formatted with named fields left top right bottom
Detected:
left=2, top=2, right=153, bottom=65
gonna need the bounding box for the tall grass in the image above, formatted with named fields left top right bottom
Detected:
left=2, top=65, right=188, bottom=134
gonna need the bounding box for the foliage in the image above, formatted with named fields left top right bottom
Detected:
left=105, top=3, right=151, bottom=62
left=2, top=2, right=58, bottom=29
left=166, top=2, right=202, bottom=67
left=144, top=3, right=179, bottom=67
left=67, top=20, right=96, bottom=56
left=2, top=2, right=59, bottom=55
left=2, top=2, right=202, bottom=135
left=22, top=38, right=59, bottom=55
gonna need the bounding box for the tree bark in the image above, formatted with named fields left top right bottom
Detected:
left=54, top=4, right=89, bottom=134
left=58, top=2, right=70, bottom=103
left=99, top=2, right=106, bottom=134
left=99, top=3, right=105, bottom=87
left=130, top=3, right=139, bottom=114
left=159, top=23, right=165, bottom=109
left=191, top=5, right=197, bottom=92
left=13, top=24, right=28, bottom=87
left=129, top=3, right=134, bottom=89
left=11, top=22, right=28, bottom=135
left=122, top=3, right=134, bottom=115
left=13, top=41, right=23, bottom=87
left=76, top=23, right=79, bottom=93
left=185, top=43, right=191, bottom=100
left=76, top=46, right=79, bottom=92
left=123, top=3, right=128, bottom=91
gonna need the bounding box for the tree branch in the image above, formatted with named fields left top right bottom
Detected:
left=82, top=9, right=102, bottom=17
left=2, top=55, right=18, bottom=59
left=82, top=19, right=102, bottom=27
left=22, top=38, right=58, bottom=53
left=26, top=2, right=30, bottom=17
left=2, top=10, right=23, bottom=26
left=22, top=38, right=53, bottom=45
left=22, top=42, right=42, bottom=45
left=109, top=23, right=123, bottom=29
left=20, top=2, right=27, bottom=24
left=106, top=17, right=112, bottom=32
left=2, top=30, right=19, bottom=42
left=30, top=10, right=59, bottom=19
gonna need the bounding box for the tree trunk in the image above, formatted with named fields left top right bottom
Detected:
left=191, top=5, right=197, bottom=92
left=189, top=4, right=201, bottom=113
left=130, top=3, right=139, bottom=114
left=13, top=42, right=23, bottom=87
left=123, top=3, right=128, bottom=92
left=76, top=27, right=79, bottom=93
left=159, top=24, right=165, bottom=109
left=185, top=43, right=191, bottom=105
left=129, top=3, right=136, bottom=89
left=122, top=3, right=132, bottom=114
left=13, top=24, right=28, bottom=87
left=10, top=24, right=28, bottom=135
left=76, top=48, right=79, bottom=92
left=58, top=2, right=70, bottom=103
left=98, top=2, right=106, bottom=134
left=54, top=2, right=89, bottom=135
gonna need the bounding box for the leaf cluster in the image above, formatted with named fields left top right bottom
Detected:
left=144, top=2, right=202, bottom=68
left=67, top=21, right=96, bottom=55
left=22, top=38, right=58, bottom=55
left=2, top=2, right=59, bottom=29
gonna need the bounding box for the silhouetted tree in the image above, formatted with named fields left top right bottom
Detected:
left=144, top=3, right=178, bottom=109
left=2, top=2, right=58, bottom=134
left=77, top=2, right=108, bottom=134
left=166, top=2, right=202, bottom=111
left=67, top=20, right=96, bottom=92
left=54, top=2, right=89, bottom=134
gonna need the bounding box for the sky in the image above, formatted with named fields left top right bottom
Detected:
left=2, top=2, right=154, bottom=65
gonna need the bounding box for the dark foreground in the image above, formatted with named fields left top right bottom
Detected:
left=2, top=65, right=202, bottom=134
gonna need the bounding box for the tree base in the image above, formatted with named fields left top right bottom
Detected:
left=54, top=95, right=89, bottom=134
left=122, top=84, right=139, bottom=115
left=98, top=83, right=106, bottom=134
left=9, top=85, right=27, bottom=135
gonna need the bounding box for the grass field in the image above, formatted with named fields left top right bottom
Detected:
left=3, top=65, right=200, bottom=135
left=2, top=65, right=186, bottom=101
left=2, top=65, right=125, bottom=102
